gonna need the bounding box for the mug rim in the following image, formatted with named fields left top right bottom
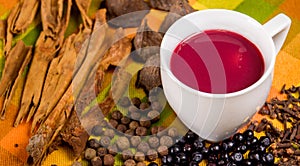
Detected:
left=160, top=9, right=277, bottom=98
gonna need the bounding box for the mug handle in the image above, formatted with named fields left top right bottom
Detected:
left=263, top=13, right=291, bottom=54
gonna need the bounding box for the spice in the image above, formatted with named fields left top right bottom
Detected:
left=100, top=136, right=111, bottom=147
left=123, top=159, right=136, bottom=166
left=109, top=119, right=118, bottom=129
left=128, top=105, right=138, bottom=112
left=119, top=97, right=131, bottom=107
left=139, top=117, right=151, bottom=128
left=130, top=136, right=142, bottom=147
left=147, top=149, right=158, bottom=161
left=129, top=121, right=140, bottom=130
left=137, top=142, right=150, bottom=153
left=136, top=162, right=146, bottom=166
left=157, top=145, right=168, bottom=156
left=151, top=101, right=162, bottom=112
left=131, top=97, right=141, bottom=108
left=116, top=124, right=127, bottom=133
left=116, top=136, right=130, bottom=150
left=136, top=126, right=148, bottom=136
left=160, top=136, right=173, bottom=147
left=121, top=116, right=131, bottom=125
left=103, top=154, right=115, bottom=166
left=139, top=102, right=150, bottom=111
left=134, top=151, right=145, bottom=162
left=97, top=147, right=107, bottom=157
left=147, top=110, right=160, bottom=122
left=125, top=129, right=135, bottom=136
left=107, top=145, right=118, bottom=156
left=88, top=139, right=101, bottom=149
left=91, top=156, right=102, bottom=166
left=85, top=148, right=97, bottom=160
left=168, top=127, right=178, bottom=138
left=130, top=112, right=141, bottom=120
left=92, top=125, right=104, bottom=136
left=122, top=149, right=134, bottom=160
left=104, top=129, right=115, bottom=139
left=151, top=126, right=158, bottom=135
left=111, top=110, right=123, bottom=120
left=148, top=136, right=160, bottom=148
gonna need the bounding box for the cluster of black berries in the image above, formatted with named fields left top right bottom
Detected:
left=160, top=130, right=275, bottom=166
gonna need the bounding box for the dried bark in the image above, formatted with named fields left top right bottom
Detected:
left=159, top=1, right=195, bottom=33
left=15, top=0, right=72, bottom=127
left=75, top=0, right=93, bottom=29
left=133, top=20, right=163, bottom=62
left=149, top=0, right=188, bottom=11
left=98, top=68, right=132, bottom=116
left=105, top=0, right=150, bottom=28
left=136, top=54, right=161, bottom=93
left=0, top=41, right=32, bottom=119
left=4, top=0, right=39, bottom=53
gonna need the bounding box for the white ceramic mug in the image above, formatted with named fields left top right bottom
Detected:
left=160, top=9, right=291, bottom=142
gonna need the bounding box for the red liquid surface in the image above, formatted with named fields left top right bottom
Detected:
left=170, top=30, right=265, bottom=93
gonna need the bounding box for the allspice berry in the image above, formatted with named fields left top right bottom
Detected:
left=134, top=151, right=145, bottom=162
left=92, top=125, right=104, bottom=136
left=130, top=136, right=142, bottom=147
left=100, top=136, right=111, bottom=147
left=109, top=119, right=118, bottom=128
left=131, top=97, right=141, bottom=107
left=125, top=129, right=135, bottom=136
left=122, top=149, right=134, bottom=160
left=87, top=139, right=100, bottom=149
left=121, top=116, right=131, bottom=125
left=156, top=126, right=167, bottom=137
left=124, top=159, right=136, bottom=166
left=111, top=110, right=123, bottom=120
left=103, top=154, right=115, bottom=166
left=160, top=136, right=173, bottom=147
left=129, top=121, right=140, bottom=130
left=136, top=126, right=147, bottom=136
left=104, top=129, right=115, bottom=138
left=151, top=101, right=162, bottom=111
left=128, top=105, right=138, bottom=112
left=91, top=156, right=102, bottom=166
left=107, top=145, right=118, bottom=156
left=130, top=112, right=141, bottom=120
left=151, top=126, right=158, bottom=135
left=168, top=127, right=178, bottom=138
left=139, top=117, right=151, bottom=128
left=116, top=124, right=127, bottom=133
left=139, top=102, right=150, bottom=110
left=147, top=110, right=160, bottom=122
left=97, top=147, right=107, bottom=157
left=137, top=142, right=150, bottom=153
left=85, top=148, right=97, bottom=160
left=119, top=96, right=131, bottom=107
left=157, top=145, right=168, bottom=156
left=136, top=162, right=146, bottom=166
left=147, top=149, right=158, bottom=161
left=148, top=136, right=159, bottom=148
left=116, top=136, right=130, bottom=150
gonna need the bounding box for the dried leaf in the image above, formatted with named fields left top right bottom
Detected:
left=75, top=0, right=93, bottom=29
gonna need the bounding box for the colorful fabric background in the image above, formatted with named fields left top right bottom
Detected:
left=0, top=0, right=300, bottom=165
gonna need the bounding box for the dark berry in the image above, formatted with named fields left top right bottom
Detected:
left=185, top=131, right=197, bottom=142
left=201, top=147, right=209, bottom=157
left=161, top=155, right=173, bottom=164
left=248, top=151, right=261, bottom=162
left=243, top=130, right=254, bottom=140
left=209, top=144, right=221, bottom=153
left=174, top=137, right=186, bottom=145
left=193, top=138, right=204, bottom=150
left=183, top=144, right=193, bottom=154
left=256, top=144, right=266, bottom=153
left=192, top=152, right=203, bottom=163
left=236, top=144, right=247, bottom=154
left=208, top=154, right=218, bottom=162
left=220, top=153, right=230, bottom=162
left=222, top=140, right=235, bottom=152
left=248, top=137, right=259, bottom=148
left=225, top=161, right=237, bottom=166
left=231, top=152, right=243, bottom=163
left=233, top=133, right=244, bottom=143
left=175, top=152, right=188, bottom=164
left=262, top=153, right=274, bottom=164
left=169, top=144, right=181, bottom=155
left=242, top=159, right=253, bottom=166
left=189, top=161, right=199, bottom=166
left=259, top=136, right=271, bottom=147
left=148, top=162, right=158, bottom=166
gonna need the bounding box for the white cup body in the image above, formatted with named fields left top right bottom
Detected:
left=160, top=9, right=291, bottom=142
